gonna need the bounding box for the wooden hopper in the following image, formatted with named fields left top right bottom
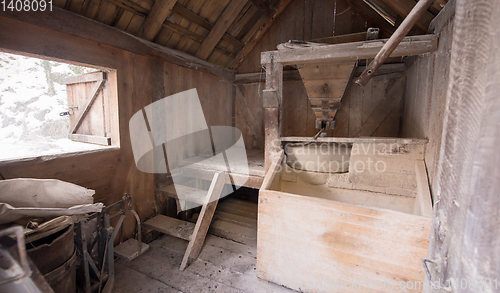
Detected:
left=297, top=61, right=356, bottom=129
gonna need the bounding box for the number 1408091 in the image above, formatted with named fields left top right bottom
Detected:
left=2, top=0, right=52, bottom=11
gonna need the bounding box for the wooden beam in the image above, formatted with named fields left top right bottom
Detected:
left=353, top=62, right=405, bottom=76
left=0, top=7, right=236, bottom=80
left=263, top=61, right=282, bottom=173
left=280, top=136, right=428, bottom=144
left=348, top=0, right=396, bottom=37
left=106, top=0, right=148, bottom=15
left=234, top=70, right=301, bottom=84
left=69, top=134, right=111, bottom=145
left=249, top=0, right=274, bottom=16
left=161, top=21, right=235, bottom=57
left=428, top=0, right=455, bottom=34
left=138, top=0, right=177, bottom=41
left=234, top=63, right=405, bottom=84
left=100, top=0, right=237, bottom=57
left=379, top=0, right=435, bottom=32
left=310, top=32, right=367, bottom=44
left=414, top=160, right=433, bottom=217
left=63, top=71, right=105, bottom=85
left=195, top=0, right=248, bottom=60
left=261, top=34, right=437, bottom=65
left=229, top=0, right=292, bottom=69
left=172, top=3, right=244, bottom=49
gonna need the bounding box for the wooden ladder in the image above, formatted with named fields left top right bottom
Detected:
left=144, top=171, right=226, bottom=270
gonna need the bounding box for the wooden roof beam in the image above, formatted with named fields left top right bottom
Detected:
left=379, top=0, right=435, bottom=32
left=348, top=0, right=396, bottom=37
left=249, top=0, right=274, bottom=16
left=195, top=0, right=249, bottom=60
left=172, top=4, right=245, bottom=49
left=0, top=7, right=236, bottom=80
left=138, top=0, right=177, bottom=41
left=229, top=0, right=292, bottom=69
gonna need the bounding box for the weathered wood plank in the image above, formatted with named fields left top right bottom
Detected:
left=261, top=34, right=438, bottom=65
left=229, top=0, right=292, bottom=69
left=348, top=0, right=396, bottom=37
left=144, top=214, right=195, bottom=241
left=280, top=136, right=428, bottom=144
left=63, top=71, right=105, bottom=85
left=172, top=3, right=244, bottom=49
left=414, top=160, right=433, bottom=217
left=355, top=76, right=405, bottom=136
left=180, top=172, right=226, bottom=270
left=258, top=188, right=431, bottom=292
left=263, top=61, right=282, bottom=173
left=428, top=0, right=455, bottom=33
left=195, top=0, right=248, bottom=60
left=0, top=7, right=235, bottom=80
left=137, top=0, right=177, bottom=41
left=235, top=86, right=264, bottom=146
left=68, top=133, right=111, bottom=145
left=234, top=63, right=405, bottom=84
left=380, top=0, right=435, bottom=32
left=310, top=31, right=367, bottom=44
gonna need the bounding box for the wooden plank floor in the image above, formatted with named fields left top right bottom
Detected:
left=114, top=197, right=294, bottom=293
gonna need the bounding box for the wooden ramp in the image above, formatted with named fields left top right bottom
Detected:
left=144, top=172, right=226, bottom=270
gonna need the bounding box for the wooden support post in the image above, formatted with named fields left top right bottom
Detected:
left=263, top=60, right=282, bottom=173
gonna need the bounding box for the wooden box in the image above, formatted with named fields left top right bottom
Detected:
left=258, top=139, right=432, bottom=292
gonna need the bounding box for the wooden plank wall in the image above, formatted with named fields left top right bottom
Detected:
left=401, top=3, right=454, bottom=199
left=237, top=0, right=374, bottom=73
left=427, top=0, right=500, bottom=288
left=233, top=0, right=404, bottom=150
left=0, top=15, right=233, bottom=238
left=237, top=72, right=405, bottom=149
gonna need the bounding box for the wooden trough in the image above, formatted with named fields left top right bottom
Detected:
left=258, top=138, right=432, bottom=293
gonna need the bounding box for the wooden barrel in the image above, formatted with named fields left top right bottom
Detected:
left=26, top=223, right=76, bottom=293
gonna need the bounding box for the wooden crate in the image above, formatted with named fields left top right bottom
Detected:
left=258, top=142, right=432, bottom=293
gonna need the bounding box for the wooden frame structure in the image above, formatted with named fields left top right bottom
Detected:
left=260, top=34, right=438, bottom=171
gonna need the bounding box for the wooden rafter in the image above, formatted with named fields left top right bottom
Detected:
left=249, top=0, right=274, bottom=16
left=229, top=0, right=292, bottom=69
left=195, top=0, right=249, bottom=60
left=379, top=0, right=435, bottom=32
left=103, top=0, right=236, bottom=57
left=235, top=85, right=264, bottom=145
left=0, top=7, right=235, bottom=80
left=348, top=0, right=396, bottom=37
left=172, top=4, right=244, bottom=50
left=162, top=21, right=236, bottom=57
left=138, top=0, right=177, bottom=41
